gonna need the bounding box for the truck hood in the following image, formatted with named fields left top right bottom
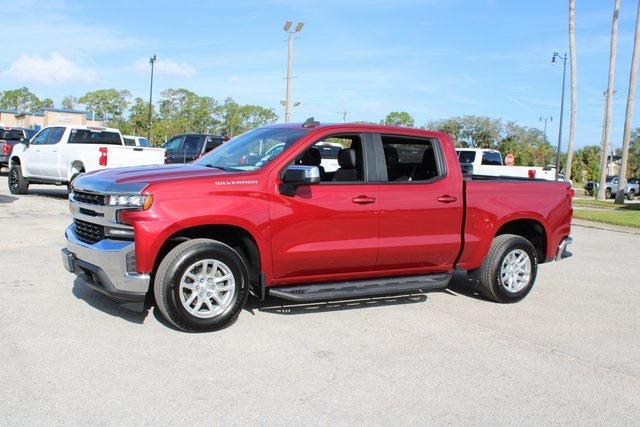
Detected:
left=72, top=164, right=233, bottom=193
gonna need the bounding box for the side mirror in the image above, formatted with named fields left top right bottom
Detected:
left=280, top=165, right=320, bottom=196
left=22, top=137, right=30, bottom=147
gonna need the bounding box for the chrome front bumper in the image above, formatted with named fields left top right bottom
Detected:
left=555, top=236, right=573, bottom=261
left=61, top=225, right=150, bottom=311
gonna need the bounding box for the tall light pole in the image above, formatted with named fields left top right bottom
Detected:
left=282, top=21, right=304, bottom=123
left=148, top=54, right=157, bottom=141
left=539, top=115, right=552, bottom=141
left=552, top=52, right=567, bottom=180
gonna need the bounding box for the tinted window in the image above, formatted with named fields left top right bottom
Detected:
left=47, top=127, right=65, bottom=145
left=183, top=136, right=203, bottom=156
left=123, top=137, right=136, bottom=146
left=164, top=136, right=186, bottom=153
left=31, top=128, right=51, bottom=145
left=205, top=136, right=223, bottom=152
left=0, top=129, right=24, bottom=141
left=138, top=138, right=151, bottom=147
left=382, top=135, right=440, bottom=182
left=457, top=150, right=476, bottom=164
left=481, top=151, right=502, bottom=165
left=68, top=129, right=121, bottom=145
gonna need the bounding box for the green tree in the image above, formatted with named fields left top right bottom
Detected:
left=61, top=95, right=77, bottom=110
left=38, top=98, right=54, bottom=109
left=127, top=97, right=154, bottom=136
left=0, top=87, right=43, bottom=112
left=382, top=111, right=415, bottom=127
left=427, top=115, right=501, bottom=148
left=78, top=89, right=131, bottom=122
left=214, top=97, right=278, bottom=136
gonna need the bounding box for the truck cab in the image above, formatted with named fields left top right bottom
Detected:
left=163, top=133, right=226, bottom=164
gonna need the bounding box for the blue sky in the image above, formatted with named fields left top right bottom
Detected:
left=0, top=0, right=638, bottom=150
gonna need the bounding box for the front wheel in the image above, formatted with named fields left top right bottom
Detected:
left=154, top=239, right=250, bottom=332
left=475, top=234, right=538, bottom=303
left=8, top=164, right=29, bottom=195
left=605, top=188, right=612, bottom=199
left=627, top=189, right=636, bottom=201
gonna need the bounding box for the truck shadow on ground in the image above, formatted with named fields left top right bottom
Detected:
left=27, top=188, right=69, bottom=200
left=72, top=278, right=148, bottom=324
left=71, top=272, right=488, bottom=330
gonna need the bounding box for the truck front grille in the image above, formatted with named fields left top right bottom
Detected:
left=74, top=219, right=105, bottom=244
left=73, top=191, right=106, bottom=205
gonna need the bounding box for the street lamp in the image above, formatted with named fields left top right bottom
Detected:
left=539, top=115, right=552, bottom=141
left=551, top=52, right=567, bottom=180
left=282, top=21, right=304, bottom=122
left=148, top=54, right=158, bottom=141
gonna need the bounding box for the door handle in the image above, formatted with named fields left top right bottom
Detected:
left=352, top=195, right=376, bottom=204
left=437, top=195, right=457, bottom=203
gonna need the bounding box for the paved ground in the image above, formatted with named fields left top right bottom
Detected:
left=1, top=175, right=639, bottom=425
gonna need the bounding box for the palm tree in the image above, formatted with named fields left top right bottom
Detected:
left=566, top=0, right=577, bottom=181
left=615, top=0, right=640, bottom=204
left=598, top=0, right=621, bottom=200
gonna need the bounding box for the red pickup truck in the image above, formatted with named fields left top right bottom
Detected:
left=61, top=121, right=573, bottom=331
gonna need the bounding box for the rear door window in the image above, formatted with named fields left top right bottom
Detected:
left=183, top=135, right=204, bottom=157
left=138, top=138, right=151, bottom=147
left=123, top=137, right=136, bottom=146
left=205, top=136, right=223, bottom=152
left=457, top=150, right=476, bottom=164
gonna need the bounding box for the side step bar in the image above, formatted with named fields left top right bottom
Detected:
left=268, top=273, right=452, bottom=302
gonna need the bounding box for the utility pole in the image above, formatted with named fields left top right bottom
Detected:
left=337, top=110, right=349, bottom=122
left=539, top=116, right=552, bottom=141
left=615, top=0, right=640, bottom=204
left=552, top=52, right=568, bottom=180
left=567, top=0, right=577, bottom=181
left=598, top=0, right=621, bottom=200
left=148, top=54, right=157, bottom=141
left=282, top=21, right=304, bottom=122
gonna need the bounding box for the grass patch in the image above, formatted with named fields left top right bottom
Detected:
left=573, top=208, right=640, bottom=228
left=573, top=199, right=640, bottom=211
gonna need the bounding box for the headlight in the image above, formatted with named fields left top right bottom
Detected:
left=107, top=194, right=153, bottom=210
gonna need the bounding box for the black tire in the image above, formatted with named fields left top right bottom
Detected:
left=67, top=171, right=82, bottom=193
left=605, top=188, right=612, bottom=199
left=8, top=164, right=29, bottom=195
left=154, top=238, right=250, bottom=332
left=475, top=234, right=538, bottom=303
left=627, top=189, right=636, bottom=201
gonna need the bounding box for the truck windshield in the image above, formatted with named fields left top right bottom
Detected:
left=68, top=129, right=122, bottom=145
left=195, top=127, right=308, bottom=171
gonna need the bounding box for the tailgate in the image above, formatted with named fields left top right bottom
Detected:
left=107, top=146, right=166, bottom=168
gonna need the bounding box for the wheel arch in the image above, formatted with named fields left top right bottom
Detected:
left=152, top=224, right=263, bottom=292
left=494, top=218, right=548, bottom=263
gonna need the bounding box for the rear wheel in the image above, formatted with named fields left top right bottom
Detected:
left=476, top=234, right=538, bottom=303
left=627, top=189, right=636, bottom=201
left=8, top=164, right=29, bottom=195
left=154, top=239, right=250, bottom=332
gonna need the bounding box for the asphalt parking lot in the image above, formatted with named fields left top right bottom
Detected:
left=1, top=175, right=639, bottom=425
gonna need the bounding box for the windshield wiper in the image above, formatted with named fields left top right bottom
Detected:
left=204, top=165, right=236, bottom=171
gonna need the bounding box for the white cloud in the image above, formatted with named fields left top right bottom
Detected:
left=133, top=57, right=196, bottom=77
left=4, top=52, right=98, bottom=85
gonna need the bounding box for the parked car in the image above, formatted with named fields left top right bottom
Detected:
left=123, top=135, right=152, bottom=147
left=62, top=121, right=573, bottom=331
left=0, top=127, right=37, bottom=168
left=456, top=148, right=560, bottom=181
left=7, top=125, right=165, bottom=194
left=625, top=178, right=639, bottom=200
left=163, top=133, right=226, bottom=163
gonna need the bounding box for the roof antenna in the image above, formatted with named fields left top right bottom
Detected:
left=302, top=117, right=320, bottom=128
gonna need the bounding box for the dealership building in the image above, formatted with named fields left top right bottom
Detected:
left=0, top=108, right=104, bottom=130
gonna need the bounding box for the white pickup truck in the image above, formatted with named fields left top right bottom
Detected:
left=456, top=148, right=560, bottom=181
left=8, top=125, right=165, bottom=194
